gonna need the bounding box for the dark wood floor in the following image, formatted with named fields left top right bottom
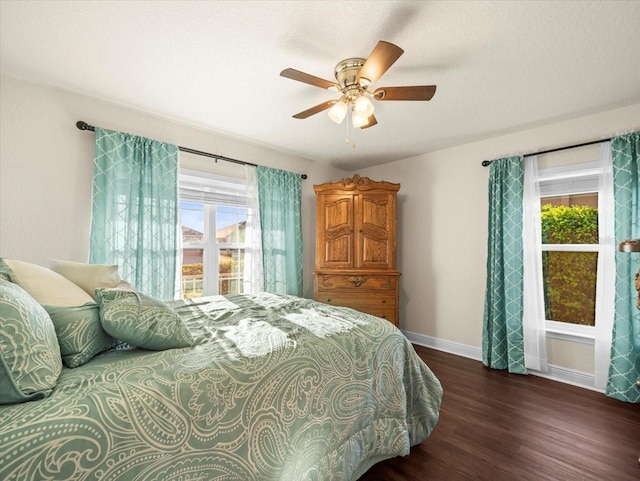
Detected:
left=360, top=345, right=640, bottom=481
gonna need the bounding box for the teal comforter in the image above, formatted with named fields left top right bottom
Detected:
left=0, top=293, right=442, bottom=480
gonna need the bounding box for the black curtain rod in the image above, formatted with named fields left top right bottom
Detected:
left=481, top=137, right=613, bottom=167
left=76, top=121, right=307, bottom=179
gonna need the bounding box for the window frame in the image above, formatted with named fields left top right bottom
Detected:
left=537, top=161, right=602, bottom=341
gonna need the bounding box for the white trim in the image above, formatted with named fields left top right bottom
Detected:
left=528, top=365, right=602, bottom=393
left=542, top=244, right=600, bottom=252
left=545, top=319, right=595, bottom=341
left=403, top=331, right=601, bottom=392
left=541, top=244, right=599, bottom=252
left=402, top=330, right=482, bottom=361
left=545, top=329, right=595, bottom=345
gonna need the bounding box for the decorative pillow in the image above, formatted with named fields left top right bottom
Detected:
left=0, top=279, right=62, bottom=404
left=0, top=258, right=94, bottom=306
left=49, top=260, right=123, bottom=300
left=43, top=304, right=120, bottom=368
left=0, top=258, right=120, bottom=368
left=96, top=289, right=196, bottom=350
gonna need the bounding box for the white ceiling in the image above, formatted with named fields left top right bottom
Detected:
left=1, top=1, right=639, bottom=170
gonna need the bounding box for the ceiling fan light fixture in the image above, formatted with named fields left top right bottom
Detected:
left=354, top=94, right=374, bottom=117
left=352, top=110, right=369, bottom=128
left=328, top=98, right=349, bottom=124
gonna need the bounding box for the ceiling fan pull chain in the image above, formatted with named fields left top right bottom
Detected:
left=351, top=106, right=356, bottom=149
left=345, top=105, right=351, bottom=145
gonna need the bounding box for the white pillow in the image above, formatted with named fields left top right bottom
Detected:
left=50, top=260, right=124, bottom=300
left=1, top=259, right=93, bottom=306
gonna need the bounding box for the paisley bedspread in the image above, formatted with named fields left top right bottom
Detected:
left=0, top=293, right=442, bottom=481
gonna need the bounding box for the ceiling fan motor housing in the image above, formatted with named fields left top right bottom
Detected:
left=334, top=58, right=369, bottom=99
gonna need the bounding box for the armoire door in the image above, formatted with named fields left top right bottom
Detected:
left=354, top=193, right=397, bottom=269
left=316, top=194, right=354, bottom=269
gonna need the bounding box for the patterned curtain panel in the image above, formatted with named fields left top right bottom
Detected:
left=607, top=131, right=640, bottom=402
left=257, top=166, right=303, bottom=296
left=483, top=156, right=527, bottom=374
left=90, top=128, right=179, bottom=301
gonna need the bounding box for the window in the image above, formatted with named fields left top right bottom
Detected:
left=179, top=170, right=249, bottom=299
left=528, top=149, right=615, bottom=388
left=537, top=162, right=605, bottom=338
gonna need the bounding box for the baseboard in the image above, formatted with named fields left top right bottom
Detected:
left=529, top=365, right=603, bottom=393
left=402, top=330, right=482, bottom=361
left=402, top=329, right=602, bottom=393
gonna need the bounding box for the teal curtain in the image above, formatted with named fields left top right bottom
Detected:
left=257, top=166, right=303, bottom=296
left=607, top=132, right=640, bottom=402
left=483, top=156, right=527, bottom=374
left=89, top=128, right=179, bottom=301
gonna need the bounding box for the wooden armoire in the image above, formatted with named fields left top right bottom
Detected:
left=313, top=174, right=401, bottom=326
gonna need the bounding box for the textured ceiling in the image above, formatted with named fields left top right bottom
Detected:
left=1, top=1, right=639, bottom=170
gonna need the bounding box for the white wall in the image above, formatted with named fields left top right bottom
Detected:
left=357, top=103, right=640, bottom=376
left=0, top=75, right=347, bottom=299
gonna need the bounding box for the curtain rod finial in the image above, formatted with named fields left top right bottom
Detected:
left=482, top=160, right=492, bottom=167
left=76, top=121, right=89, bottom=130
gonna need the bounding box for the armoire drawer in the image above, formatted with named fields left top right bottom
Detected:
left=316, top=291, right=394, bottom=308
left=317, top=291, right=397, bottom=324
left=316, top=274, right=398, bottom=291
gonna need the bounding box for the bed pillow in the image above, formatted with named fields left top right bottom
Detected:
left=0, top=279, right=62, bottom=404
left=42, top=303, right=120, bottom=368
left=49, top=260, right=124, bottom=300
left=96, top=289, right=196, bottom=350
left=0, top=258, right=119, bottom=368
left=0, top=258, right=94, bottom=306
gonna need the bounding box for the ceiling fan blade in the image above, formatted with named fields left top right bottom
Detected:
left=373, top=85, right=436, bottom=101
left=360, top=114, right=378, bottom=129
left=356, top=41, right=404, bottom=85
left=292, top=100, right=337, bottom=119
left=280, top=68, right=339, bottom=90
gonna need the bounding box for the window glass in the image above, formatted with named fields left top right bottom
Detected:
left=542, top=251, right=597, bottom=326
left=219, top=248, right=244, bottom=295
left=182, top=248, right=204, bottom=299
left=216, top=206, right=247, bottom=243
left=539, top=190, right=599, bottom=327
left=540, top=193, right=598, bottom=244
left=181, top=202, right=205, bottom=243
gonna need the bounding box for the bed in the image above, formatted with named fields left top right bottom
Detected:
left=0, top=288, right=442, bottom=481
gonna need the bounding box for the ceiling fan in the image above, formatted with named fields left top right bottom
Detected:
left=280, top=40, right=436, bottom=130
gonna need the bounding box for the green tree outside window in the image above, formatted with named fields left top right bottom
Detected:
left=541, top=204, right=598, bottom=326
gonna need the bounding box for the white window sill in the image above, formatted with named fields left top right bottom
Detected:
left=545, top=323, right=595, bottom=345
